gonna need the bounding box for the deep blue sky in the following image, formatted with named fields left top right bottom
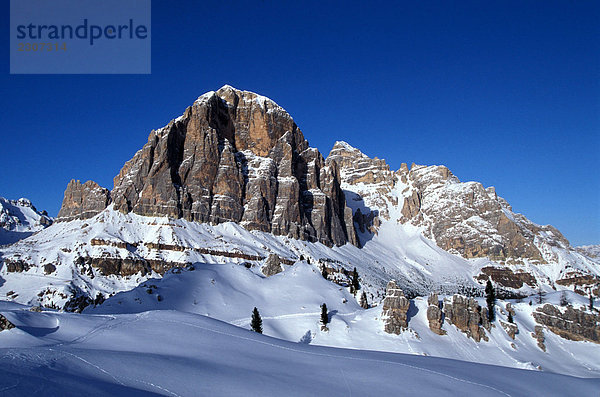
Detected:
left=1, top=1, right=598, bottom=245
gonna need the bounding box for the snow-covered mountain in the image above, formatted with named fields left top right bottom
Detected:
left=0, top=86, right=599, bottom=386
left=0, top=197, right=52, bottom=246
left=577, top=244, right=600, bottom=259
left=6, top=85, right=593, bottom=298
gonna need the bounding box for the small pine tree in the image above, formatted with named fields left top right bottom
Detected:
left=320, top=303, right=329, bottom=326
left=485, top=280, right=496, bottom=322
left=359, top=291, right=369, bottom=309
left=529, top=300, right=532, bottom=306
left=94, top=293, right=105, bottom=306
left=560, top=291, right=569, bottom=306
left=321, top=266, right=328, bottom=280
left=536, top=286, right=546, bottom=304
left=507, top=311, right=514, bottom=324
left=351, top=267, right=360, bottom=295
left=251, top=307, right=263, bottom=334
left=590, top=293, right=594, bottom=312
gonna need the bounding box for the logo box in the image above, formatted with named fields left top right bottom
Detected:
left=10, top=0, right=151, bottom=74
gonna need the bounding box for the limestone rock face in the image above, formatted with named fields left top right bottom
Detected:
left=262, top=254, right=283, bottom=277
left=426, top=293, right=446, bottom=335
left=397, top=164, right=570, bottom=261
left=57, top=180, right=110, bottom=221
left=381, top=280, right=410, bottom=334
left=533, top=304, right=600, bottom=344
left=109, top=86, right=355, bottom=247
left=443, top=295, right=488, bottom=342
left=325, top=141, right=395, bottom=244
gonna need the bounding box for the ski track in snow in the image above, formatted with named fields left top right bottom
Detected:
left=230, top=309, right=363, bottom=327
left=54, top=349, right=126, bottom=387
left=159, top=318, right=513, bottom=397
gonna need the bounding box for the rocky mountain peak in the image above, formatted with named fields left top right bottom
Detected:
left=326, top=141, right=396, bottom=238
left=59, top=86, right=357, bottom=247
left=325, top=140, right=575, bottom=271
left=57, top=180, right=111, bottom=222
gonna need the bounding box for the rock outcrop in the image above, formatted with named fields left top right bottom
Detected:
left=397, top=164, right=570, bottom=261
left=443, top=295, right=489, bottom=342
left=85, top=86, right=357, bottom=247
left=381, top=280, right=410, bottom=334
left=533, top=304, right=600, bottom=344
left=532, top=325, right=546, bottom=352
left=426, top=293, right=446, bottom=335
left=57, top=180, right=110, bottom=221
left=0, top=314, right=15, bottom=331
left=555, top=272, right=600, bottom=296
left=476, top=266, right=537, bottom=290
left=501, top=320, right=519, bottom=340
left=262, top=254, right=284, bottom=277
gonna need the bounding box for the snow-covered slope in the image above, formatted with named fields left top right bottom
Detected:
left=0, top=206, right=511, bottom=309
left=0, top=202, right=598, bottom=313
left=0, top=303, right=598, bottom=396
left=82, top=260, right=600, bottom=378
left=0, top=197, right=52, bottom=245
left=2, top=207, right=599, bottom=378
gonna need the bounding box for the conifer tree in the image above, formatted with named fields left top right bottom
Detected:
left=320, top=303, right=329, bottom=326
left=590, top=293, right=594, bottom=312
left=360, top=291, right=369, bottom=309
left=536, top=286, right=546, bottom=304
left=485, top=280, right=496, bottom=322
left=321, top=266, right=328, bottom=280
left=560, top=291, right=569, bottom=306
left=351, top=267, right=360, bottom=295
left=507, top=311, right=514, bottom=324
left=251, top=307, right=263, bottom=334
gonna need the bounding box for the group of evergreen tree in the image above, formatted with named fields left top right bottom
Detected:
left=251, top=267, right=364, bottom=334
left=251, top=303, right=330, bottom=333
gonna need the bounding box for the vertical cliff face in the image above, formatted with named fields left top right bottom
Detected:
left=57, top=180, right=111, bottom=222
left=325, top=141, right=396, bottom=239
left=61, top=85, right=356, bottom=247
